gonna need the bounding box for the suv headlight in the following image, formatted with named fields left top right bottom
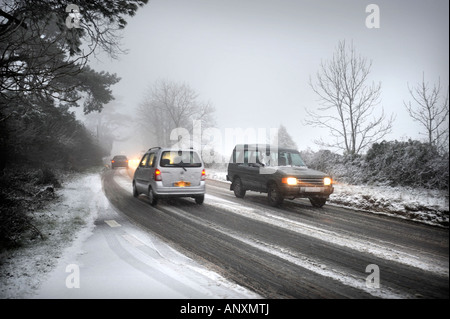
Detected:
left=323, top=177, right=332, bottom=186
left=282, top=177, right=298, bottom=185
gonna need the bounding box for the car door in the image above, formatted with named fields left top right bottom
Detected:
left=241, top=149, right=260, bottom=191
left=253, top=149, right=269, bottom=191
left=134, top=153, right=150, bottom=192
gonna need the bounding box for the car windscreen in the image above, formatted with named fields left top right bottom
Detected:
left=160, top=151, right=202, bottom=167
left=284, top=151, right=306, bottom=167
left=260, top=150, right=306, bottom=167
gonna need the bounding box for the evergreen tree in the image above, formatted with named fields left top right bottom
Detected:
left=274, top=124, right=298, bottom=149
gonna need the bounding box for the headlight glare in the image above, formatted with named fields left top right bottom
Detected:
left=284, top=177, right=297, bottom=185
left=323, top=177, right=332, bottom=186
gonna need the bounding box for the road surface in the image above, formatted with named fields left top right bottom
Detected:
left=102, top=168, right=449, bottom=298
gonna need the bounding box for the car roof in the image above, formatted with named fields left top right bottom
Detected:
left=233, top=144, right=299, bottom=152
left=146, top=147, right=201, bottom=153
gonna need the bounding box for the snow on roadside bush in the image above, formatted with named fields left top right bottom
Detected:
left=329, top=183, right=449, bottom=227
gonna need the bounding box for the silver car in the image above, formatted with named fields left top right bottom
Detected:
left=132, top=147, right=206, bottom=206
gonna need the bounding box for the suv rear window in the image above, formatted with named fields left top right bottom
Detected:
left=160, top=151, right=202, bottom=167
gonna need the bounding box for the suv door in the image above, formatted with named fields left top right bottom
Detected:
left=235, top=148, right=258, bottom=191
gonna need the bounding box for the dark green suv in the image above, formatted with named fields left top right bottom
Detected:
left=226, top=144, right=334, bottom=207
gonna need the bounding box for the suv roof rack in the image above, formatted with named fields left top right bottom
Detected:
left=148, top=146, right=162, bottom=151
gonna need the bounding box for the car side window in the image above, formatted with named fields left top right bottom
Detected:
left=248, top=150, right=255, bottom=164
left=147, top=153, right=155, bottom=167
left=139, top=154, right=149, bottom=167
left=234, top=149, right=244, bottom=163
left=243, top=150, right=249, bottom=164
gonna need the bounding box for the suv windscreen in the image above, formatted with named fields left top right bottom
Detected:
left=160, top=151, right=202, bottom=167
left=259, top=150, right=306, bottom=167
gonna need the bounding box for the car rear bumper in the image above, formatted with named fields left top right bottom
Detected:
left=153, top=181, right=206, bottom=197
left=112, top=162, right=128, bottom=167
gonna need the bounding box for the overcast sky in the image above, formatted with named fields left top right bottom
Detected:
left=88, top=0, right=449, bottom=157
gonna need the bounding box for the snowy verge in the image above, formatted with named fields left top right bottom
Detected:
left=1, top=168, right=260, bottom=299
left=205, top=168, right=449, bottom=228
left=0, top=170, right=101, bottom=299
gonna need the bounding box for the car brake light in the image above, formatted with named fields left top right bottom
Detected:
left=201, top=169, right=206, bottom=181
left=154, top=169, right=162, bottom=181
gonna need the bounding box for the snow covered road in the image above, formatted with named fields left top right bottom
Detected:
left=101, top=168, right=448, bottom=298
left=32, top=171, right=259, bottom=299
left=5, top=168, right=445, bottom=299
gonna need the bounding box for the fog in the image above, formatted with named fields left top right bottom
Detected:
left=84, top=0, right=449, bottom=158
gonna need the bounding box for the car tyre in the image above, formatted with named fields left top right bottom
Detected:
left=233, top=177, right=246, bottom=198
left=309, top=197, right=327, bottom=208
left=268, top=182, right=284, bottom=207
left=132, top=181, right=138, bottom=198
left=195, top=195, right=204, bottom=205
left=148, top=186, right=158, bottom=206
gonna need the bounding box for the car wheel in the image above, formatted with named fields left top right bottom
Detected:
left=309, top=197, right=327, bottom=208
left=233, top=177, right=246, bottom=198
left=132, top=181, right=138, bottom=198
left=195, top=195, right=204, bottom=205
left=147, top=186, right=158, bottom=206
left=267, top=182, right=284, bottom=207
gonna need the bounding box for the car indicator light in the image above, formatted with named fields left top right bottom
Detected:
left=154, top=169, right=162, bottom=181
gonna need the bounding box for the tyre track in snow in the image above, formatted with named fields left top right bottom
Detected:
left=205, top=181, right=449, bottom=277
left=103, top=169, right=449, bottom=298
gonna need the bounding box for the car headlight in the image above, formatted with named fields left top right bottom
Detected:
left=323, top=177, right=332, bottom=186
left=282, top=177, right=298, bottom=185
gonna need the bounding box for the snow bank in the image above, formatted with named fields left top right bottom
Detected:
left=0, top=171, right=101, bottom=298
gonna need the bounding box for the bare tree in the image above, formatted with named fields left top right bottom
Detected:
left=404, top=73, right=449, bottom=152
left=137, top=79, right=215, bottom=147
left=305, top=40, right=394, bottom=156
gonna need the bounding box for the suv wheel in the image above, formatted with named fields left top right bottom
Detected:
left=195, top=195, right=204, bottom=205
left=309, top=197, right=327, bottom=208
left=148, top=186, right=158, bottom=206
left=268, top=182, right=284, bottom=207
left=233, top=177, right=246, bottom=198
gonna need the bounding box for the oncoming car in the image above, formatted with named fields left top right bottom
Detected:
left=132, top=147, right=206, bottom=206
left=111, top=155, right=129, bottom=169
left=226, top=144, right=334, bottom=207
